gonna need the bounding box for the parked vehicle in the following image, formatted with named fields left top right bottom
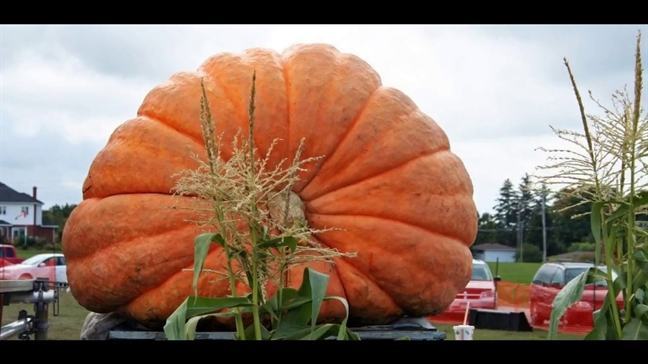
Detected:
left=430, top=259, right=500, bottom=321
left=529, top=262, right=623, bottom=327
left=0, top=253, right=67, bottom=286
left=0, top=258, right=13, bottom=268
left=0, top=244, right=24, bottom=265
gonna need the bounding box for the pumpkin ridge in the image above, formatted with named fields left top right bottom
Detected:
left=307, top=237, right=352, bottom=306
left=71, top=252, right=196, bottom=311
left=295, top=87, right=380, bottom=195
left=64, top=194, right=204, bottom=258
left=332, top=257, right=404, bottom=315
left=307, top=211, right=470, bottom=247
left=199, top=71, right=248, bottom=137
left=139, top=115, right=205, bottom=150
left=66, top=220, right=202, bottom=260
left=311, top=214, right=471, bottom=314
left=135, top=75, right=205, bottom=141
left=302, top=147, right=449, bottom=203
left=283, top=49, right=337, bottom=177
left=68, top=225, right=210, bottom=310
left=333, top=262, right=350, bottom=303
left=315, top=240, right=415, bottom=313
left=123, top=248, right=228, bottom=315
left=138, top=111, right=205, bottom=148
left=280, top=46, right=381, bottom=192
left=82, top=116, right=209, bottom=199
left=299, top=104, right=423, bottom=200
left=293, top=54, right=362, bottom=193
left=96, top=123, right=208, bottom=196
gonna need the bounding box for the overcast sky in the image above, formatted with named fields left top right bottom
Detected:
left=1, top=25, right=646, bottom=212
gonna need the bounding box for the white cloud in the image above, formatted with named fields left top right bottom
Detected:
left=1, top=49, right=149, bottom=143
left=60, top=179, right=83, bottom=191
left=453, top=134, right=564, bottom=213
left=1, top=25, right=646, bottom=212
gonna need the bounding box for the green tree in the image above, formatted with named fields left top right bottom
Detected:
left=475, top=212, right=498, bottom=245
left=516, top=174, right=537, bottom=260
left=550, top=187, right=593, bottom=250
left=517, top=174, right=535, bottom=227
left=42, top=203, right=77, bottom=243
left=493, top=179, right=518, bottom=246
left=515, top=243, right=543, bottom=262
left=525, top=183, right=565, bottom=258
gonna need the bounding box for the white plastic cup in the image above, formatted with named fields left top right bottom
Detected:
left=453, top=325, right=475, bottom=340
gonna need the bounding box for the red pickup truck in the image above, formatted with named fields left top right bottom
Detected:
left=0, top=244, right=24, bottom=267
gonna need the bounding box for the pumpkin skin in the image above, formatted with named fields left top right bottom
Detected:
left=62, top=44, right=478, bottom=328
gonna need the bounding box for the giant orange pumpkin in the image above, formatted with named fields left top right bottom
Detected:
left=63, top=44, right=478, bottom=327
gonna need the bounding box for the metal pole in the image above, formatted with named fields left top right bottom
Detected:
left=1, top=280, right=56, bottom=340
left=0, top=318, right=31, bottom=340
left=494, top=257, right=500, bottom=299
left=34, top=301, right=49, bottom=340
left=0, top=293, right=4, bottom=334
left=495, top=257, right=500, bottom=277
left=517, top=204, right=523, bottom=262
left=541, top=192, right=547, bottom=263
left=33, top=280, right=49, bottom=340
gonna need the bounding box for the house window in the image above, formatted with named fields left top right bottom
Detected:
left=21, top=206, right=29, bottom=216
left=0, top=206, right=6, bottom=215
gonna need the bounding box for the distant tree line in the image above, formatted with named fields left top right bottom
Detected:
left=42, top=203, right=77, bottom=244
left=476, top=174, right=602, bottom=261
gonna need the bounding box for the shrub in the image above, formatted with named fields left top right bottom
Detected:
left=516, top=243, right=543, bottom=262
left=567, top=242, right=596, bottom=252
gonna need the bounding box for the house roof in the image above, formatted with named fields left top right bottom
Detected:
left=472, top=243, right=516, bottom=252
left=0, top=220, right=11, bottom=226
left=0, top=182, right=43, bottom=204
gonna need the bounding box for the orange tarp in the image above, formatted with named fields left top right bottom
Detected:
left=429, top=281, right=590, bottom=335
left=496, top=281, right=530, bottom=309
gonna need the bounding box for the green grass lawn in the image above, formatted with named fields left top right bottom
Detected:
left=432, top=323, right=580, bottom=340
left=487, top=262, right=542, bottom=284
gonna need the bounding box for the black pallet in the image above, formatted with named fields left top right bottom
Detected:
left=468, top=308, right=533, bottom=332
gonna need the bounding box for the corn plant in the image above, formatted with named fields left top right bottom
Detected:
left=538, top=31, right=648, bottom=339
left=163, top=72, right=357, bottom=340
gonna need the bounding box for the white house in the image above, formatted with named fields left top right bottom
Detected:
left=0, top=182, right=58, bottom=244
left=472, top=243, right=516, bottom=263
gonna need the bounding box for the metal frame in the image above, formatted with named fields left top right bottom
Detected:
left=0, top=279, right=58, bottom=340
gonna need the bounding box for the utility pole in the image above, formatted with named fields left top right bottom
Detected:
left=541, top=190, right=547, bottom=263
left=517, top=201, right=523, bottom=262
